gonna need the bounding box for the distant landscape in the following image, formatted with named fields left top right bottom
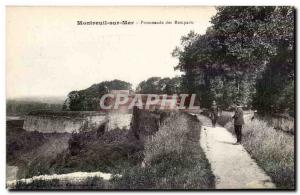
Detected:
left=7, top=96, right=65, bottom=116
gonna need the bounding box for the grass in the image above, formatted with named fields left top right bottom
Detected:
left=112, top=150, right=214, bottom=189
left=7, top=120, right=71, bottom=179
left=7, top=125, right=47, bottom=164
left=217, top=113, right=233, bottom=127
left=112, top=112, right=215, bottom=189
left=200, top=109, right=233, bottom=127
left=7, top=118, right=143, bottom=180
left=217, top=110, right=294, bottom=135
left=258, top=114, right=294, bottom=134
left=225, top=117, right=294, bottom=189
left=9, top=111, right=215, bottom=190
left=15, top=179, right=61, bottom=190
left=25, top=127, right=144, bottom=177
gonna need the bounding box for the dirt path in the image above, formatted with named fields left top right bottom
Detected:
left=197, top=114, right=275, bottom=189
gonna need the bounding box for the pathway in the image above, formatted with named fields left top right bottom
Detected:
left=197, top=114, right=276, bottom=189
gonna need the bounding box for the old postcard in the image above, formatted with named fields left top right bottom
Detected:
left=6, top=6, right=295, bottom=190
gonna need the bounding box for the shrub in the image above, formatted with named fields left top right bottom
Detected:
left=12, top=111, right=215, bottom=190
left=257, top=114, right=294, bottom=134
left=7, top=122, right=71, bottom=179
left=112, top=112, right=215, bottom=189
left=130, top=108, right=164, bottom=141
left=225, top=118, right=294, bottom=189
left=217, top=113, right=232, bottom=126
left=200, top=110, right=232, bottom=127
left=22, top=126, right=144, bottom=179
left=15, top=179, right=60, bottom=190
left=144, top=113, right=190, bottom=163
left=7, top=126, right=47, bottom=164
left=113, top=148, right=214, bottom=189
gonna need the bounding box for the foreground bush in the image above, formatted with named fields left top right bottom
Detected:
left=217, top=113, right=232, bottom=127
left=225, top=118, right=294, bottom=189
left=6, top=121, right=71, bottom=179
left=24, top=128, right=144, bottom=177
left=200, top=109, right=232, bottom=127
left=256, top=114, right=294, bottom=134
left=144, top=112, right=200, bottom=163
left=113, top=112, right=215, bottom=189
left=10, top=111, right=215, bottom=190
left=15, top=179, right=61, bottom=190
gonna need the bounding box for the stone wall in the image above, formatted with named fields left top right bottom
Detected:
left=130, top=107, right=172, bottom=142
left=23, top=111, right=107, bottom=133
left=106, top=113, right=132, bottom=131
left=23, top=111, right=133, bottom=133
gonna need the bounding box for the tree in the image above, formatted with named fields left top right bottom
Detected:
left=64, top=80, right=132, bottom=111
left=172, top=6, right=294, bottom=113
left=136, top=76, right=185, bottom=95
left=211, top=6, right=294, bottom=112
left=136, top=77, right=162, bottom=94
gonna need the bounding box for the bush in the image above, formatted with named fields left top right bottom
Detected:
left=20, top=126, right=144, bottom=180
left=217, top=113, right=232, bottom=127
left=7, top=122, right=71, bottom=179
left=11, top=111, right=215, bottom=190
left=144, top=113, right=190, bottom=163
left=201, top=110, right=232, bottom=127
left=62, top=177, right=111, bottom=190
left=113, top=147, right=215, bottom=189
left=15, top=179, right=60, bottom=190
left=225, top=118, right=294, bottom=189
left=257, top=114, right=294, bottom=134
left=7, top=125, right=47, bottom=164
left=131, top=108, right=164, bottom=141
left=112, top=112, right=215, bottom=189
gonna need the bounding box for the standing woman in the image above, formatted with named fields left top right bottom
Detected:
left=210, top=100, right=219, bottom=128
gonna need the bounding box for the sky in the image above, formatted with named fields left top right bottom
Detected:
left=7, top=6, right=217, bottom=98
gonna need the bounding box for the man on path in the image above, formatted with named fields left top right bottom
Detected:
left=210, top=100, right=219, bottom=128
left=232, top=103, right=245, bottom=144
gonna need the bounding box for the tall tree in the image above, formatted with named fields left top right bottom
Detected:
left=173, top=6, right=294, bottom=113
left=64, top=80, right=132, bottom=111
left=136, top=76, right=185, bottom=95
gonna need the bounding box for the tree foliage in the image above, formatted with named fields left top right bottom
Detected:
left=64, top=79, right=132, bottom=111
left=173, top=6, right=294, bottom=114
left=136, top=76, right=185, bottom=95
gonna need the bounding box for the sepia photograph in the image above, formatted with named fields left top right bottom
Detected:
left=5, top=6, right=295, bottom=190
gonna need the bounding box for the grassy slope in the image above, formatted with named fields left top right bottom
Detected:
left=113, top=112, right=215, bottom=189
left=7, top=121, right=71, bottom=179
left=225, top=118, right=294, bottom=189
left=50, top=128, right=144, bottom=175
left=11, top=111, right=215, bottom=190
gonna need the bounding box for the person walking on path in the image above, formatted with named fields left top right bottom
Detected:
left=210, top=100, right=219, bottom=128
left=232, top=103, right=245, bottom=144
